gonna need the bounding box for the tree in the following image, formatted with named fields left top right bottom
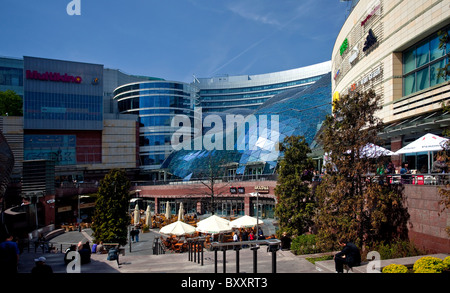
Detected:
left=274, top=135, right=315, bottom=237
left=437, top=30, right=449, bottom=81
left=194, top=154, right=231, bottom=215
left=0, top=90, right=23, bottom=116
left=436, top=30, right=450, bottom=236
left=91, top=169, right=131, bottom=245
left=314, top=90, right=409, bottom=252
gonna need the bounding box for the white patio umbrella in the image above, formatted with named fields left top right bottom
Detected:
left=394, top=133, right=449, bottom=173
left=160, top=220, right=196, bottom=236
left=230, top=215, right=263, bottom=228
left=178, top=202, right=184, bottom=221
left=165, top=201, right=171, bottom=219
left=195, top=215, right=232, bottom=234
left=133, top=204, right=140, bottom=225
left=323, top=143, right=393, bottom=167
left=145, top=205, right=151, bottom=226
left=394, top=133, right=448, bottom=154
left=360, top=143, right=394, bottom=158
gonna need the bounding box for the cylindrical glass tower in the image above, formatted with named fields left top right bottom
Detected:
left=114, top=80, right=198, bottom=173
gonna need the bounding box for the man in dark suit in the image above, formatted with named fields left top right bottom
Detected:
left=334, top=238, right=361, bottom=273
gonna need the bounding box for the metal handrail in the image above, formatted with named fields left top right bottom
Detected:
left=209, top=238, right=281, bottom=249
left=209, top=239, right=281, bottom=273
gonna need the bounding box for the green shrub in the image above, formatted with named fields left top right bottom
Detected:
left=305, top=254, right=333, bottom=264
left=382, top=264, right=409, bottom=273
left=364, top=239, right=423, bottom=260
left=443, top=256, right=450, bottom=269
left=291, top=234, right=321, bottom=255
left=413, top=256, right=447, bottom=273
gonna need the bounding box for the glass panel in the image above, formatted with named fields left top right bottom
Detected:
left=430, top=59, right=446, bottom=86
left=403, top=48, right=416, bottom=74
left=430, top=36, right=445, bottom=61
left=416, top=67, right=430, bottom=91
left=404, top=74, right=415, bottom=96
left=416, top=42, right=429, bottom=68
left=447, top=28, right=450, bottom=54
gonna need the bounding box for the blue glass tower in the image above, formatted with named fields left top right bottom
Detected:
left=114, top=80, right=199, bottom=171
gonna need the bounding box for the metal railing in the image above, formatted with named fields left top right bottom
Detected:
left=365, top=173, right=450, bottom=185
left=132, top=174, right=278, bottom=186
left=186, top=238, right=281, bottom=273
left=211, top=239, right=281, bottom=273
left=186, top=237, right=207, bottom=266
left=152, top=238, right=166, bottom=255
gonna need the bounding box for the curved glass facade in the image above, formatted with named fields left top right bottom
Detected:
left=114, top=81, right=199, bottom=170
left=161, top=73, right=332, bottom=180
left=195, top=61, right=331, bottom=113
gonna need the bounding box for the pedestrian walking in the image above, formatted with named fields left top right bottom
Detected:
left=130, top=228, right=136, bottom=242
left=135, top=226, right=140, bottom=242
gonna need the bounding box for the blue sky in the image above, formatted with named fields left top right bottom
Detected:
left=1, top=0, right=350, bottom=83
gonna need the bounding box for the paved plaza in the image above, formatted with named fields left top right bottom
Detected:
left=17, top=227, right=449, bottom=275
left=11, top=227, right=448, bottom=293
left=17, top=228, right=320, bottom=274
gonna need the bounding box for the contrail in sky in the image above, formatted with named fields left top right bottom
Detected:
left=210, top=14, right=302, bottom=76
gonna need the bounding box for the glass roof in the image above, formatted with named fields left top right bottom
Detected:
left=161, top=73, right=332, bottom=180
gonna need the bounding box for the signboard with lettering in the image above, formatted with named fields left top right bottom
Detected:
left=363, top=29, right=378, bottom=52
left=26, top=70, right=82, bottom=84
left=254, top=186, right=269, bottom=194
left=332, top=92, right=340, bottom=112
left=349, top=66, right=382, bottom=92
left=340, top=38, right=349, bottom=56
left=361, top=0, right=381, bottom=26
left=348, top=45, right=359, bottom=64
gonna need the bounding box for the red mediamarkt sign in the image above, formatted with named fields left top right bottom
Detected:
left=26, top=70, right=82, bottom=84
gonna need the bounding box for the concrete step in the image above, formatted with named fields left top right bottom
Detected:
left=315, top=253, right=449, bottom=273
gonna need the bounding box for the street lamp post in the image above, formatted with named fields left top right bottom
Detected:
left=256, top=191, right=260, bottom=236
left=76, top=183, right=81, bottom=232
left=249, top=191, right=260, bottom=235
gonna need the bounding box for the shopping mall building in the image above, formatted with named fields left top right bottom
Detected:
left=194, top=61, right=330, bottom=113
left=115, top=63, right=332, bottom=218
left=5, top=0, right=449, bottom=224
left=332, top=0, right=450, bottom=171
left=1, top=54, right=331, bottom=227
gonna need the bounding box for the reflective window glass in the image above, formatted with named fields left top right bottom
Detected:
left=416, top=67, right=429, bottom=91
left=416, top=42, right=429, bottom=68
left=403, top=48, right=415, bottom=74
left=404, top=74, right=415, bottom=96
left=403, top=25, right=449, bottom=96
left=430, top=59, right=447, bottom=86
left=430, top=36, right=444, bottom=61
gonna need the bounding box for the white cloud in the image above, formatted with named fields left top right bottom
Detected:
left=226, top=1, right=283, bottom=27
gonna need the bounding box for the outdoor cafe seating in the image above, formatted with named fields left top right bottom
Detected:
left=383, top=172, right=447, bottom=185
